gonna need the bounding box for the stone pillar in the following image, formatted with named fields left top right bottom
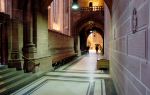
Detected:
left=74, top=35, right=78, bottom=53
left=9, top=0, right=22, bottom=70
left=32, top=0, right=37, bottom=47
left=9, top=16, right=22, bottom=70
left=77, top=36, right=81, bottom=56
left=22, top=0, right=36, bottom=73
left=0, top=22, right=8, bottom=65
left=74, top=35, right=81, bottom=56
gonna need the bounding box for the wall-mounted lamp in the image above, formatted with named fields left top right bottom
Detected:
left=72, top=0, right=79, bottom=10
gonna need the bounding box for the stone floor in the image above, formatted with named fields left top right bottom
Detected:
left=11, top=50, right=117, bottom=95
left=0, top=64, right=6, bottom=69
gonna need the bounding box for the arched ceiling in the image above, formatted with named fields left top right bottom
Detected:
left=80, top=26, right=104, bottom=38
left=73, top=12, right=104, bottom=35
left=78, top=21, right=104, bottom=33
left=17, top=0, right=112, bottom=15
left=17, top=0, right=53, bottom=13
left=73, top=0, right=112, bottom=36
left=44, top=0, right=112, bottom=13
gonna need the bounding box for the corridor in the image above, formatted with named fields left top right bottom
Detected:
left=11, top=51, right=117, bottom=95
left=1, top=0, right=150, bottom=94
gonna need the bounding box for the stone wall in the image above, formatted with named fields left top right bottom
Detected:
left=36, top=14, right=74, bottom=72
left=36, top=14, right=49, bottom=57
left=34, top=13, right=51, bottom=71
left=110, top=0, right=150, bottom=95
left=48, top=29, right=74, bottom=55
left=104, top=3, right=111, bottom=59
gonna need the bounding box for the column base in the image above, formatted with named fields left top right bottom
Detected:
left=76, top=50, right=81, bottom=56
left=22, top=43, right=36, bottom=73
left=8, top=59, right=22, bottom=70
left=9, top=51, right=22, bottom=70
left=78, top=51, right=81, bottom=56
left=23, top=60, right=35, bottom=73
left=8, top=60, right=16, bottom=68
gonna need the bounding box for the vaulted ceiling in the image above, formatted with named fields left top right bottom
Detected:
left=36, top=0, right=112, bottom=14
left=18, top=0, right=112, bottom=15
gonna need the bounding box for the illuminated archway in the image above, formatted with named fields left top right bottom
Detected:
left=87, top=31, right=103, bottom=50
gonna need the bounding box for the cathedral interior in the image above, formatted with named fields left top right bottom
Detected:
left=0, top=0, right=150, bottom=95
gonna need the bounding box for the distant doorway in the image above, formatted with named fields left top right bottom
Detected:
left=87, top=31, right=103, bottom=53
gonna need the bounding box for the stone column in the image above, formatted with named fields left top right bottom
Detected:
left=74, top=34, right=81, bottom=56
left=22, top=0, right=36, bottom=73
left=9, top=0, right=22, bottom=70
left=9, top=15, right=22, bottom=70
left=77, top=36, right=81, bottom=56
left=73, top=30, right=78, bottom=53
left=0, top=22, right=8, bottom=65
left=32, top=0, right=37, bottom=47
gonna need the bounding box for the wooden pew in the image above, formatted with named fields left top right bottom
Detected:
left=51, top=52, right=77, bottom=69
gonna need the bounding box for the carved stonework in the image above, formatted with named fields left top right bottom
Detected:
left=132, top=8, right=138, bottom=33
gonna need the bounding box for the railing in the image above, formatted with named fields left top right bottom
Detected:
left=80, top=6, right=104, bottom=12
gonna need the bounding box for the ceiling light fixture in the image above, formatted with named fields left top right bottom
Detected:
left=72, top=0, right=79, bottom=10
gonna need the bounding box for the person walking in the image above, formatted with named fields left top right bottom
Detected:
left=87, top=46, right=90, bottom=54
left=95, top=45, right=99, bottom=54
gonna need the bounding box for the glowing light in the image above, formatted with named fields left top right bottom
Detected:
left=72, top=5, right=79, bottom=10
left=72, top=0, right=79, bottom=10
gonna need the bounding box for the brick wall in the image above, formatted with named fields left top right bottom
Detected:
left=110, top=0, right=150, bottom=95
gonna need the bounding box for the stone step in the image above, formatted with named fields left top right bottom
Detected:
left=0, top=71, right=26, bottom=89
left=0, top=65, right=45, bottom=95
left=0, top=65, right=7, bottom=70
left=0, top=71, right=20, bottom=81
left=0, top=72, right=44, bottom=95
left=0, top=68, right=15, bottom=75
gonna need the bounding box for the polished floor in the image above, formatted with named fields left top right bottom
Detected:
left=11, top=50, right=117, bottom=95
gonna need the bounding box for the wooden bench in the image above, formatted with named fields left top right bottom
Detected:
left=52, top=52, right=77, bottom=69
left=97, top=59, right=109, bottom=70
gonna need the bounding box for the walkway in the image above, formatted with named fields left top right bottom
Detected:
left=11, top=50, right=117, bottom=95
left=66, top=51, right=98, bottom=71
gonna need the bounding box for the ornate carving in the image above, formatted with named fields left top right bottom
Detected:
left=132, top=8, right=138, bottom=33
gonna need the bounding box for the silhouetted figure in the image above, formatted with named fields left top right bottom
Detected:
left=95, top=45, right=99, bottom=54
left=87, top=46, right=90, bottom=53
